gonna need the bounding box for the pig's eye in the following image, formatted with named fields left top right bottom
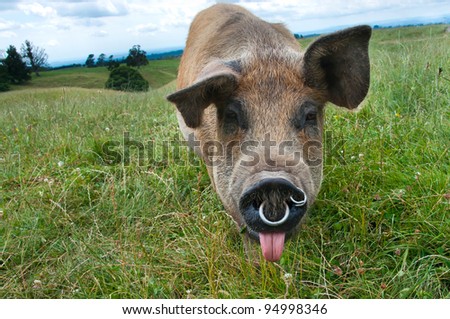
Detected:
left=219, top=100, right=248, bottom=135
left=224, top=108, right=239, bottom=123
left=292, top=102, right=319, bottom=131
left=305, top=111, right=317, bottom=124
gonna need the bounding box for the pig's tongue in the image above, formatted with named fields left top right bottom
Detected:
left=259, top=232, right=286, bottom=262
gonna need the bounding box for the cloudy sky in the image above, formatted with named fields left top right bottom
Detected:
left=0, top=0, right=449, bottom=65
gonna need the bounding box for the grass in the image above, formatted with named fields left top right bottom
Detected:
left=0, top=25, right=449, bottom=298
left=10, top=59, right=179, bottom=91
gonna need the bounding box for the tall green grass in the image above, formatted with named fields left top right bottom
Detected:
left=0, top=25, right=448, bottom=298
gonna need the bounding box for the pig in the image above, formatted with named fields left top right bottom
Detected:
left=167, top=3, right=371, bottom=262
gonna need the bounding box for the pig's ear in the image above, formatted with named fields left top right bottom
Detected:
left=167, top=61, right=240, bottom=128
left=302, top=25, right=371, bottom=109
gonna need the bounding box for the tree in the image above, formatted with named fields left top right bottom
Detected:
left=85, top=54, right=95, bottom=68
left=125, top=45, right=148, bottom=68
left=4, top=45, right=31, bottom=84
left=21, top=40, right=48, bottom=76
left=107, top=55, right=120, bottom=70
left=105, top=65, right=149, bottom=92
left=96, top=53, right=106, bottom=67
left=0, top=61, right=10, bottom=91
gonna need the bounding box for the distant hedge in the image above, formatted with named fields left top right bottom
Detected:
left=0, top=82, right=10, bottom=92
left=0, top=65, right=10, bottom=91
left=105, top=66, right=149, bottom=92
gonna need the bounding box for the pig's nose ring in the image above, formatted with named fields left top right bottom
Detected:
left=259, top=202, right=290, bottom=226
left=290, top=191, right=307, bottom=207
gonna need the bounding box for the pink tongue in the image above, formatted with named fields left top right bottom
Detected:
left=259, top=232, right=286, bottom=262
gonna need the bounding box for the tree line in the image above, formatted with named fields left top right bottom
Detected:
left=85, top=45, right=149, bottom=70
left=0, top=42, right=151, bottom=92
left=0, top=40, right=48, bottom=91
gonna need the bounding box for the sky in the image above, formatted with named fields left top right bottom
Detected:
left=0, top=0, right=449, bottom=65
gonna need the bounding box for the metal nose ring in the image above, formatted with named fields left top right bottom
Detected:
left=259, top=202, right=290, bottom=226
left=290, top=191, right=307, bottom=207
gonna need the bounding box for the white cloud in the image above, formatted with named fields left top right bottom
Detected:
left=162, top=19, right=191, bottom=28
left=104, top=0, right=126, bottom=15
left=0, top=18, right=20, bottom=39
left=56, top=0, right=129, bottom=18
left=18, top=2, right=57, bottom=18
left=0, top=18, right=18, bottom=31
left=128, top=23, right=159, bottom=35
left=159, top=6, right=199, bottom=28
left=47, top=39, right=59, bottom=47
left=79, top=18, right=105, bottom=27
left=0, top=31, right=17, bottom=38
left=54, top=23, right=71, bottom=31
left=92, top=30, right=108, bottom=37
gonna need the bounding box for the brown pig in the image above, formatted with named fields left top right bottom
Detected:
left=167, top=4, right=371, bottom=262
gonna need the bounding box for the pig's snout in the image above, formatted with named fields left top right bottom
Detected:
left=239, top=178, right=307, bottom=233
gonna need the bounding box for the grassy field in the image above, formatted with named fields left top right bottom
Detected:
left=0, top=25, right=449, bottom=298
left=10, top=59, right=179, bottom=91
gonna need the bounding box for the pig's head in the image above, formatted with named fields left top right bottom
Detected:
left=168, top=26, right=371, bottom=262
